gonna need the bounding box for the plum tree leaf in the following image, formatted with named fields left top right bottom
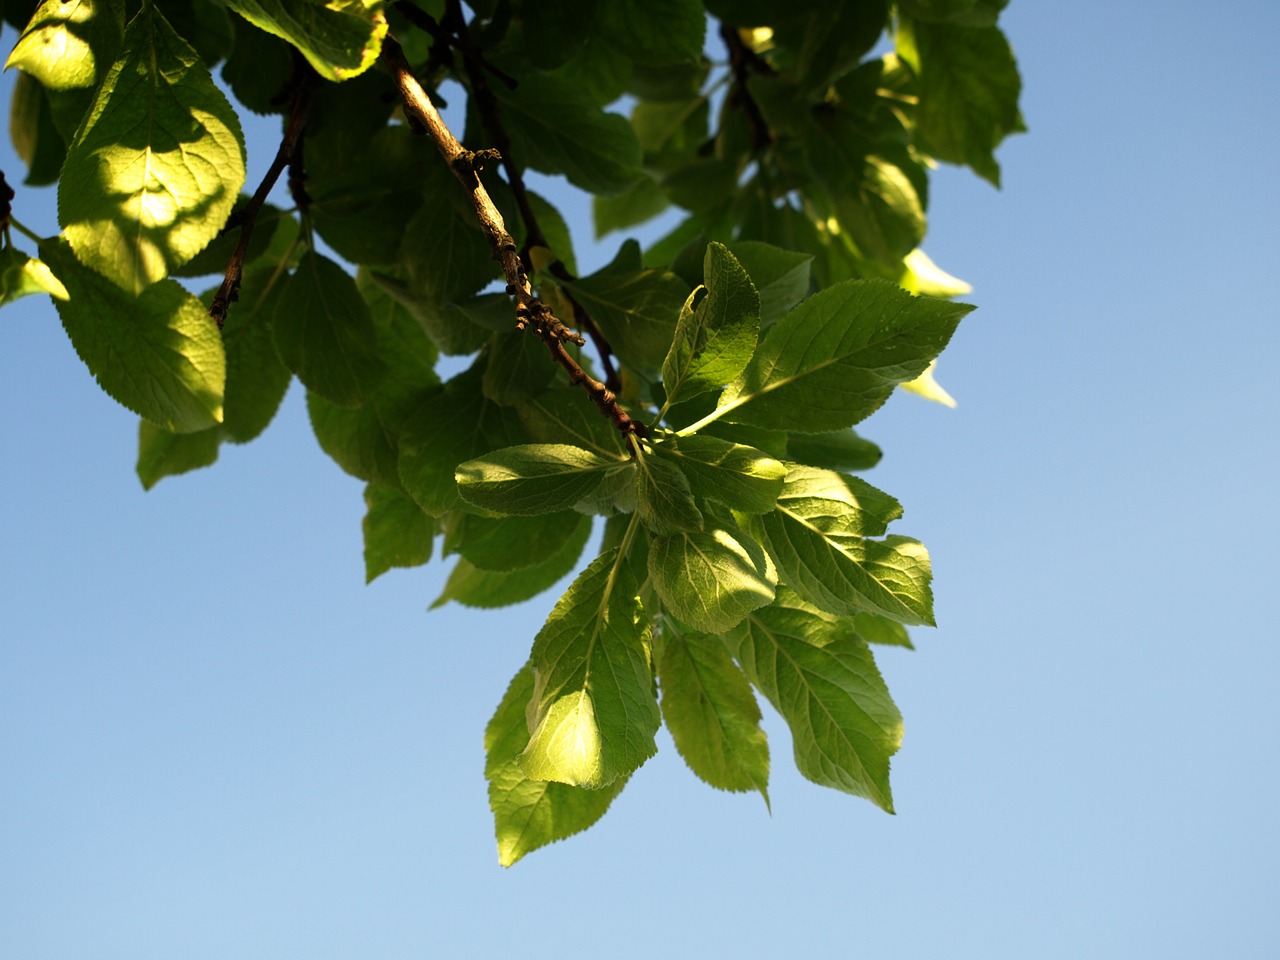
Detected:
left=58, top=2, right=246, bottom=294
left=659, top=631, right=770, bottom=801
left=661, top=241, right=759, bottom=406
left=456, top=444, right=628, bottom=516
left=486, top=663, right=629, bottom=868
left=224, top=0, right=388, bottom=81
left=41, top=237, right=224, bottom=432
left=521, top=548, right=660, bottom=788
left=709, top=280, right=973, bottom=433
left=649, top=522, right=777, bottom=633
left=729, top=597, right=903, bottom=811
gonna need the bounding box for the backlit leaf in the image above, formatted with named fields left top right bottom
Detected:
left=521, top=549, right=660, bottom=788
left=272, top=251, right=385, bottom=408
left=661, top=242, right=759, bottom=405
left=224, top=0, right=387, bottom=81
left=729, top=598, right=902, bottom=810
left=713, top=279, right=972, bottom=432
left=58, top=3, right=246, bottom=294
left=649, top=522, right=776, bottom=633
left=486, top=663, right=629, bottom=867
left=659, top=631, right=770, bottom=800
left=456, top=443, right=627, bottom=516
left=363, top=483, right=436, bottom=583
left=41, top=237, right=224, bottom=432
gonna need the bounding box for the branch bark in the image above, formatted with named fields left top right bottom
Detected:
left=210, top=57, right=316, bottom=329
left=382, top=35, right=646, bottom=439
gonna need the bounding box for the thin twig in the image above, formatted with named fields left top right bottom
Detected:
left=382, top=35, right=646, bottom=438
left=210, top=59, right=317, bottom=328
left=720, top=23, right=774, bottom=152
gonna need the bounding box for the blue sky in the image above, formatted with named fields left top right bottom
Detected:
left=2, top=2, right=1278, bottom=957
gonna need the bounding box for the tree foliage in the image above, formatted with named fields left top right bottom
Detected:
left=1, top=0, right=1022, bottom=865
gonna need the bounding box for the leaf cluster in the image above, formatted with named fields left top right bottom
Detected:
left=1, top=0, right=1022, bottom=864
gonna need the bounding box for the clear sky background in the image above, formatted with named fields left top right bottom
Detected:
left=2, top=2, right=1278, bottom=957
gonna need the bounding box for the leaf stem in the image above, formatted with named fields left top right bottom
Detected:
left=6, top=215, right=42, bottom=246
left=382, top=34, right=647, bottom=438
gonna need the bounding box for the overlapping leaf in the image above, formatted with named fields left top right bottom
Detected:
left=661, top=242, right=759, bottom=406
left=41, top=237, right=225, bottom=432
left=224, top=0, right=387, bottom=81
left=659, top=631, right=770, bottom=800
left=712, top=279, right=972, bottom=432
left=752, top=465, right=935, bottom=625
left=363, top=483, right=436, bottom=583
left=456, top=444, right=627, bottom=516
left=486, top=663, right=629, bottom=867
left=649, top=521, right=776, bottom=633
left=729, top=596, right=902, bottom=810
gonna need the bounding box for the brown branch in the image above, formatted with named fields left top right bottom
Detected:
left=440, top=0, right=622, bottom=392
left=210, top=59, right=317, bottom=329
left=0, top=170, right=13, bottom=232
left=382, top=35, right=646, bottom=439
left=720, top=23, right=774, bottom=152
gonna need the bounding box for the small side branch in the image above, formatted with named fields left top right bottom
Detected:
left=383, top=35, right=646, bottom=438
left=210, top=58, right=316, bottom=328
left=720, top=23, right=774, bottom=152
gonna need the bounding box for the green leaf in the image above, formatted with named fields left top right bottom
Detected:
left=568, top=248, right=690, bottom=377
left=0, top=244, right=69, bottom=305
left=521, top=548, right=660, bottom=788
left=220, top=17, right=291, bottom=114
left=219, top=263, right=292, bottom=443
left=726, top=241, right=813, bottom=327
left=162, top=0, right=234, bottom=66
left=492, top=70, right=642, bottom=196
left=648, top=522, right=777, bottom=634
left=897, top=17, right=1022, bottom=185
left=486, top=662, right=629, bottom=867
left=517, top=388, right=626, bottom=460
left=6, top=0, right=124, bottom=90
left=41, top=237, right=225, bottom=432
left=58, top=3, right=246, bottom=294
left=272, top=250, right=385, bottom=408
left=711, top=279, right=973, bottom=433
left=651, top=434, right=785, bottom=514
left=397, top=370, right=527, bottom=516
left=634, top=450, right=702, bottom=535
left=446, top=511, right=589, bottom=572
left=728, top=598, right=902, bottom=810
left=786, top=429, right=882, bottom=472
left=854, top=612, right=914, bottom=649
left=392, top=156, right=498, bottom=307
left=481, top=328, right=555, bottom=407
left=592, top=175, right=670, bottom=239
left=661, top=242, right=759, bottom=406
left=752, top=465, right=935, bottom=625
left=433, top=513, right=590, bottom=609
left=223, top=0, right=387, bottom=81
left=8, top=70, right=68, bottom=186
left=658, top=631, right=770, bottom=800
left=804, top=119, right=926, bottom=267
left=309, top=126, right=424, bottom=266
left=595, top=0, right=704, bottom=65
left=135, top=419, right=220, bottom=489
left=456, top=444, right=627, bottom=516
left=363, top=483, right=436, bottom=583
left=173, top=199, right=283, bottom=278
